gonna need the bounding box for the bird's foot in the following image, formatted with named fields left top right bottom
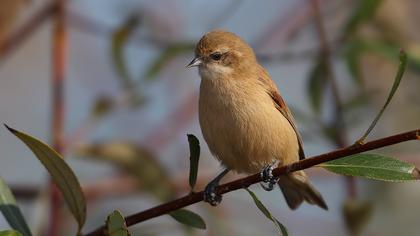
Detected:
left=203, top=181, right=222, bottom=206
left=260, top=162, right=279, bottom=191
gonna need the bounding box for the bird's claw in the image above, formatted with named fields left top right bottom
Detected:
left=204, top=182, right=222, bottom=206
left=260, top=163, right=279, bottom=191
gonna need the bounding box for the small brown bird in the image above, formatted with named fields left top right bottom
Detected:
left=187, top=30, right=327, bottom=210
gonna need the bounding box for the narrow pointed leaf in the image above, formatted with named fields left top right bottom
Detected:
left=187, top=134, right=200, bottom=190
left=344, top=40, right=364, bottom=85
left=5, top=125, right=86, bottom=232
left=106, top=210, right=130, bottom=236
left=0, top=177, right=31, bottom=236
left=169, top=209, right=206, bottom=230
left=143, top=43, right=194, bottom=80
left=245, top=188, right=288, bottom=236
left=344, top=0, right=384, bottom=36
left=111, top=16, right=140, bottom=88
left=307, top=59, right=327, bottom=113
left=320, top=153, right=420, bottom=182
left=0, top=230, right=23, bottom=236
left=356, top=51, right=407, bottom=143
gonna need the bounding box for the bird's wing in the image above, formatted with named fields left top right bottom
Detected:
left=257, top=66, right=305, bottom=160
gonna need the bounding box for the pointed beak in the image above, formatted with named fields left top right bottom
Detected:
left=186, top=57, right=202, bottom=68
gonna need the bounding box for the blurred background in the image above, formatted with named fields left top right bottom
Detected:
left=0, top=0, right=420, bottom=235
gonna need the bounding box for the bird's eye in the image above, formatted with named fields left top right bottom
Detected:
left=210, top=52, right=222, bottom=61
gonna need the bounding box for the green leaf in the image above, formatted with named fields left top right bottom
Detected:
left=0, top=177, right=31, bottom=236
left=75, top=142, right=175, bottom=201
left=111, top=15, right=140, bottom=88
left=0, top=230, right=23, bottom=236
left=90, top=95, right=115, bottom=120
left=106, top=210, right=130, bottom=236
left=356, top=51, right=407, bottom=143
left=344, top=40, right=365, bottom=85
left=5, top=125, right=86, bottom=233
left=187, top=134, right=200, bottom=191
left=342, top=200, right=373, bottom=236
left=143, top=43, right=194, bottom=80
left=307, top=58, right=327, bottom=113
left=169, top=209, right=206, bottom=230
left=320, top=153, right=420, bottom=182
left=343, top=0, right=384, bottom=36
left=245, top=188, right=288, bottom=236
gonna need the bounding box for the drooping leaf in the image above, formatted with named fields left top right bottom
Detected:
left=169, top=209, right=206, bottom=230
left=143, top=43, right=194, bottom=80
left=320, top=153, right=420, bottom=182
left=342, top=200, right=373, bottom=236
left=307, top=58, right=328, bottom=114
left=106, top=210, right=130, bottom=236
left=111, top=15, right=140, bottom=88
left=187, top=134, right=200, bottom=191
left=5, top=125, right=86, bottom=233
left=75, top=142, right=175, bottom=201
left=343, top=0, right=384, bottom=36
left=0, top=177, right=31, bottom=236
left=245, top=188, right=288, bottom=236
left=0, top=230, right=23, bottom=236
left=356, top=51, right=407, bottom=143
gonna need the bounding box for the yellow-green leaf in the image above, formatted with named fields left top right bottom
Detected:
left=0, top=230, right=23, bottom=236
left=106, top=210, right=130, bottom=236
left=320, top=153, right=420, bottom=182
left=75, top=142, right=175, bottom=201
left=343, top=0, right=384, bottom=36
left=0, top=177, right=31, bottom=236
left=169, top=209, right=206, bottom=230
left=187, top=134, right=200, bottom=191
left=307, top=58, right=327, bottom=114
left=356, top=51, right=407, bottom=143
left=5, top=125, right=86, bottom=233
left=144, top=43, right=194, bottom=80
left=111, top=15, right=140, bottom=88
left=245, top=188, right=288, bottom=236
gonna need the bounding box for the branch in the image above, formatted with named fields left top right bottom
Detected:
left=48, top=0, right=67, bottom=235
left=85, top=129, right=420, bottom=236
left=0, top=1, right=57, bottom=62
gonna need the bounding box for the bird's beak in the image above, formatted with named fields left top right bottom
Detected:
left=186, top=57, right=202, bottom=68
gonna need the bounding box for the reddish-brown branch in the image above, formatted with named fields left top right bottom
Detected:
left=48, top=1, right=67, bottom=236
left=0, top=1, right=57, bottom=61
left=85, top=129, right=420, bottom=236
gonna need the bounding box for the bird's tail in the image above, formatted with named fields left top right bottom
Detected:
left=277, top=170, right=328, bottom=210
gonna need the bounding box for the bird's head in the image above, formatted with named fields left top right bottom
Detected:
left=187, top=30, right=257, bottom=79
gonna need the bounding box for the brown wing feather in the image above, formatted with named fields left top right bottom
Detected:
left=257, top=67, right=305, bottom=160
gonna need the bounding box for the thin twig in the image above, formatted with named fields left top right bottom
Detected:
left=85, top=129, right=420, bottom=236
left=0, top=1, right=57, bottom=62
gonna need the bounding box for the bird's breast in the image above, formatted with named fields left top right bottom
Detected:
left=198, top=77, right=299, bottom=173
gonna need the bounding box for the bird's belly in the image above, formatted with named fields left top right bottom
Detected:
left=199, top=83, right=299, bottom=174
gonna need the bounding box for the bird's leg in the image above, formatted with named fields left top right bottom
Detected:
left=204, top=168, right=230, bottom=206
left=260, top=161, right=280, bottom=191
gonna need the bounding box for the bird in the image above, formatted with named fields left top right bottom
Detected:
left=187, top=30, right=327, bottom=210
